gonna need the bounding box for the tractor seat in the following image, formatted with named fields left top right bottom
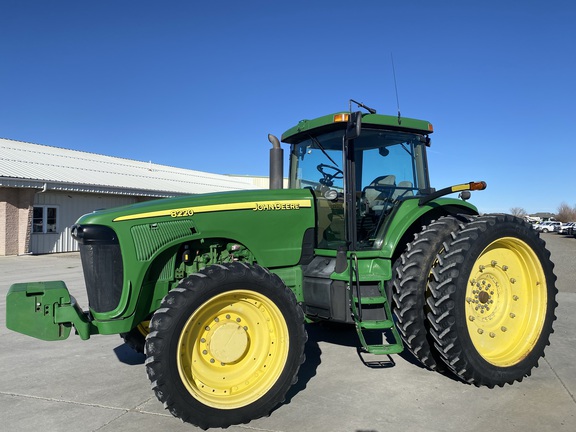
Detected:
left=391, top=180, right=414, bottom=201
left=363, top=175, right=396, bottom=212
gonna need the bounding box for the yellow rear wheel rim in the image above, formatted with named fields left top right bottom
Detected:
left=177, top=289, right=289, bottom=409
left=466, top=237, right=547, bottom=366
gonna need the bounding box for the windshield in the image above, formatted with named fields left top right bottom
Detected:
left=290, top=128, right=430, bottom=249
left=290, top=130, right=345, bottom=191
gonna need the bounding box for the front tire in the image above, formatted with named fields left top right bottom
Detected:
left=145, top=262, right=306, bottom=429
left=120, top=319, right=150, bottom=353
left=427, top=214, right=557, bottom=387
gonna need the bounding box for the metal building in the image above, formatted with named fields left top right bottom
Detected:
left=0, top=138, right=256, bottom=255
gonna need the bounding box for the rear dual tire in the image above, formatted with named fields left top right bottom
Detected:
left=392, top=216, right=468, bottom=370
left=427, top=214, right=557, bottom=386
left=393, top=214, right=557, bottom=387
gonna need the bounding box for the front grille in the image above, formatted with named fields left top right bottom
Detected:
left=73, top=225, right=124, bottom=313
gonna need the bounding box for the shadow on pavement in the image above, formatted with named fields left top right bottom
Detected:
left=113, top=342, right=146, bottom=365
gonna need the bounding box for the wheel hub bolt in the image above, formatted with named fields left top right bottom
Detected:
left=489, top=332, right=496, bottom=338
left=491, top=260, right=497, bottom=267
left=513, top=295, right=519, bottom=301
left=501, top=326, right=508, bottom=332
left=510, top=278, right=516, bottom=284
left=479, top=265, right=485, bottom=272
left=478, top=329, right=484, bottom=334
left=510, top=313, right=516, bottom=318
left=502, top=265, right=509, bottom=271
left=469, top=315, right=475, bottom=321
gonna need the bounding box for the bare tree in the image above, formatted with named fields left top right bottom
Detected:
left=556, top=202, right=576, bottom=222
left=510, top=207, right=528, bottom=217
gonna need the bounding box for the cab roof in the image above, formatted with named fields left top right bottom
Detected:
left=281, top=112, right=433, bottom=144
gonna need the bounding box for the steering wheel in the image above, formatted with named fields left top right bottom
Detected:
left=317, top=164, right=343, bottom=186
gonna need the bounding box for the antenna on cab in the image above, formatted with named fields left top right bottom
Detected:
left=391, top=53, right=401, bottom=125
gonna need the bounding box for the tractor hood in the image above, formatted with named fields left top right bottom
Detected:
left=74, top=188, right=317, bottom=269
left=76, top=188, right=315, bottom=226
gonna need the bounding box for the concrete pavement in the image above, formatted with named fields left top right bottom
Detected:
left=1, top=233, right=575, bottom=432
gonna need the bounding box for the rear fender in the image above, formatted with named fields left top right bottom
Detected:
left=377, top=198, right=479, bottom=259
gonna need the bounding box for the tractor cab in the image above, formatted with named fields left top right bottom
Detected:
left=280, top=106, right=486, bottom=356
left=282, top=109, right=433, bottom=251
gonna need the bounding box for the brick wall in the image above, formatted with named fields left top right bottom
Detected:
left=0, top=187, right=35, bottom=256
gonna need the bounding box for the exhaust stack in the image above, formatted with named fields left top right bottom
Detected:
left=268, top=134, right=283, bottom=189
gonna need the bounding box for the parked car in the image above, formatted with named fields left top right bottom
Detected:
left=558, top=222, right=576, bottom=234
left=535, top=221, right=561, bottom=233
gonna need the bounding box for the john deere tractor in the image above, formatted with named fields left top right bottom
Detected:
left=6, top=102, right=557, bottom=429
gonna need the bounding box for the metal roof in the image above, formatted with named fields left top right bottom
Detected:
left=0, top=138, right=256, bottom=197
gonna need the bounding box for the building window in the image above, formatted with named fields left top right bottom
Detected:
left=32, top=206, right=58, bottom=233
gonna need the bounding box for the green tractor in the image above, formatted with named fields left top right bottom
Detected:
left=6, top=102, right=557, bottom=429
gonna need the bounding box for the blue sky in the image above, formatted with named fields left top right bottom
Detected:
left=1, top=1, right=575, bottom=214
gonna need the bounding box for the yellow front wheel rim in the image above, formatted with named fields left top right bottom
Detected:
left=136, top=320, right=150, bottom=337
left=466, top=237, right=547, bottom=366
left=177, top=289, right=289, bottom=409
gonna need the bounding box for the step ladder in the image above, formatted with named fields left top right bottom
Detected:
left=349, top=253, right=403, bottom=355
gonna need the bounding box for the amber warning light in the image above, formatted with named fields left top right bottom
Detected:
left=470, top=181, right=487, bottom=191
left=333, top=113, right=349, bottom=123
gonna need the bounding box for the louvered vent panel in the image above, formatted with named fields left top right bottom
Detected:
left=131, top=220, right=195, bottom=261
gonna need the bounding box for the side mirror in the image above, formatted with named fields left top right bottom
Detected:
left=418, top=135, right=432, bottom=147
left=345, top=111, right=362, bottom=140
